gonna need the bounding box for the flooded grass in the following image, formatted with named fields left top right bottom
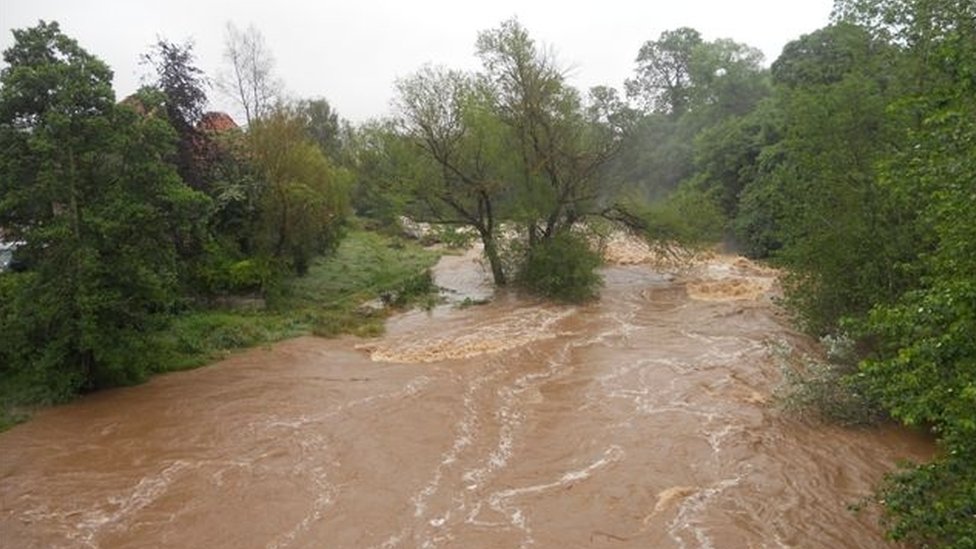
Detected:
left=154, top=230, right=441, bottom=373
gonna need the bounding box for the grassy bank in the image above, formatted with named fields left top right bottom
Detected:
left=0, top=230, right=441, bottom=430
left=155, top=229, right=441, bottom=372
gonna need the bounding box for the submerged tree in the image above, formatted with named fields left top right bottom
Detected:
left=476, top=18, right=628, bottom=245
left=395, top=66, right=510, bottom=284
left=390, top=20, right=628, bottom=288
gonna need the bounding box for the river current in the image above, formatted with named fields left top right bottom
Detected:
left=0, top=240, right=932, bottom=548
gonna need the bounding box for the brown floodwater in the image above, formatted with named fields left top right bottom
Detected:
left=0, top=243, right=933, bottom=548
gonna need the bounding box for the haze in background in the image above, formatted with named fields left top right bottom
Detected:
left=0, top=0, right=833, bottom=122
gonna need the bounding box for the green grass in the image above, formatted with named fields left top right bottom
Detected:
left=153, top=229, right=441, bottom=373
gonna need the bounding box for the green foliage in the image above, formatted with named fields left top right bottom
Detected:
left=617, top=28, right=771, bottom=220
left=141, top=38, right=209, bottom=190
left=857, top=80, right=976, bottom=547
left=516, top=231, right=603, bottom=303
left=769, top=56, right=910, bottom=333
left=687, top=114, right=763, bottom=218
left=762, top=0, right=976, bottom=543
left=731, top=142, right=789, bottom=258
left=771, top=23, right=879, bottom=88
left=610, top=183, right=725, bottom=247
left=425, top=225, right=476, bottom=249
left=389, top=19, right=628, bottom=287
left=626, top=27, right=704, bottom=115
left=226, top=258, right=277, bottom=293
left=247, top=107, right=351, bottom=274
left=0, top=21, right=211, bottom=398
left=346, top=121, right=417, bottom=225
left=152, top=311, right=305, bottom=371
left=150, top=230, right=440, bottom=371
left=773, top=338, right=886, bottom=426
left=875, top=454, right=976, bottom=548
left=296, top=97, right=344, bottom=159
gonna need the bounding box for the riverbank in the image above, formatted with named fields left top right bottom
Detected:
left=0, top=229, right=442, bottom=431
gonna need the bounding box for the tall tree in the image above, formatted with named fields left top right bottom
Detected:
left=218, top=22, right=280, bottom=125
left=296, top=97, right=343, bottom=159
left=394, top=66, right=510, bottom=284
left=388, top=20, right=627, bottom=285
left=0, top=21, right=209, bottom=395
left=246, top=106, right=350, bottom=274
left=477, top=18, right=626, bottom=245
left=619, top=30, right=770, bottom=202
left=626, top=27, right=703, bottom=115
left=831, top=0, right=976, bottom=544
left=142, top=38, right=210, bottom=189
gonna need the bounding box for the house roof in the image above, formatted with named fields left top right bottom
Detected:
left=197, top=111, right=239, bottom=132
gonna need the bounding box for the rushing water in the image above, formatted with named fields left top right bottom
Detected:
left=0, top=243, right=931, bottom=548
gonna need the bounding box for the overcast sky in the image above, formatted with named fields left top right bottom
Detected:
left=1, top=0, right=835, bottom=123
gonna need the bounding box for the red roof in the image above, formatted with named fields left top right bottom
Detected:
left=197, top=112, right=239, bottom=132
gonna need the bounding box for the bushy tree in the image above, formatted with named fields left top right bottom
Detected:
left=0, top=22, right=209, bottom=396
left=516, top=231, right=603, bottom=303
left=296, top=97, right=344, bottom=159
left=389, top=20, right=627, bottom=290
left=626, top=27, right=703, bottom=115
left=736, top=1, right=976, bottom=543
left=619, top=29, right=770, bottom=214
left=141, top=38, right=210, bottom=189
left=746, top=22, right=916, bottom=333
left=477, top=19, right=627, bottom=246
left=394, top=66, right=512, bottom=283
left=246, top=107, right=350, bottom=274
left=831, top=0, right=976, bottom=544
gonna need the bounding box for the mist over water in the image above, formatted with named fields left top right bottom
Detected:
left=0, top=245, right=931, bottom=548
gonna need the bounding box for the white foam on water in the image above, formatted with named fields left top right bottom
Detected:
left=266, top=466, right=338, bottom=549
left=475, top=445, right=625, bottom=546
left=411, top=368, right=501, bottom=518
left=63, top=460, right=194, bottom=547
left=667, top=475, right=743, bottom=549
left=257, top=376, right=433, bottom=432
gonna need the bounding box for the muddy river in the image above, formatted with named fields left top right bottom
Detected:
left=0, top=242, right=932, bottom=548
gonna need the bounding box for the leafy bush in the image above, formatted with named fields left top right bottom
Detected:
left=876, top=453, right=976, bottom=548
left=227, top=258, right=276, bottom=293
left=517, top=232, right=603, bottom=303
left=773, top=339, right=885, bottom=426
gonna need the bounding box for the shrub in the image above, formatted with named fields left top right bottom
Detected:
left=773, top=338, right=885, bottom=426
left=227, top=258, right=276, bottom=293
left=517, top=232, right=603, bottom=303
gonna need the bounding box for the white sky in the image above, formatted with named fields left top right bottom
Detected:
left=1, top=0, right=835, bottom=123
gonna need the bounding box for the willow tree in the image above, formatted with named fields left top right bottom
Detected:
left=476, top=18, right=627, bottom=246
left=394, top=67, right=511, bottom=284
left=246, top=107, right=350, bottom=274
left=391, top=20, right=626, bottom=287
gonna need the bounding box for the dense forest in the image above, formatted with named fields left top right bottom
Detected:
left=1, top=0, right=973, bottom=545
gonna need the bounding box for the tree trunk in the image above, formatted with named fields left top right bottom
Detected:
left=481, top=231, right=507, bottom=286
